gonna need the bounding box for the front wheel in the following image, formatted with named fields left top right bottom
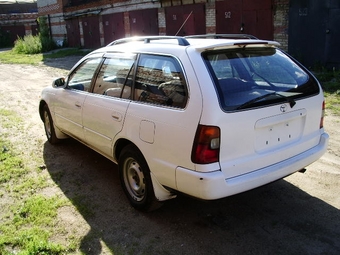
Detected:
left=43, top=104, right=60, bottom=144
left=119, top=144, right=162, bottom=211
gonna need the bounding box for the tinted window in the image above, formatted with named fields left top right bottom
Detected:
left=93, top=54, right=135, bottom=99
left=203, top=48, right=320, bottom=111
left=135, top=54, right=188, bottom=108
left=67, top=58, right=102, bottom=91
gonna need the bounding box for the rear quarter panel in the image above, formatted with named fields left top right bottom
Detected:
left=115, top=49, right=204, bottom=190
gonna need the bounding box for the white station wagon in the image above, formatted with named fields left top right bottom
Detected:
left=39, top=35, right=329, bottom=211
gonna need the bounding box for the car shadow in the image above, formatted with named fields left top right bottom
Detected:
left=43, top=139, right=340, bottom=255
left=42, top=54, right=84, bottom=71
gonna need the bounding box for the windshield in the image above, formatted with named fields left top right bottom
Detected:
left=203, top=48, right=320, bottom=111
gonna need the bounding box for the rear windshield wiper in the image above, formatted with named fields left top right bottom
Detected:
left=236, top=92, right=296, bottom=110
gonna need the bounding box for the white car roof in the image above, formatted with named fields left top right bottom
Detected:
left=102, top=35, right=280, bottom=54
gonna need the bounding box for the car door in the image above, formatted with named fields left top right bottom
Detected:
left=53, top=57, right=103, bottom=141
left=82, top=53, right=136, bottom=158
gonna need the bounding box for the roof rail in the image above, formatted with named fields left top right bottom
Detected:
left=185, top=34, right=259, bottom=40
left=108, top=36, right=190, bottom=46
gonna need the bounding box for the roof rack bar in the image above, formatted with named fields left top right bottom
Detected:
left=185, top=34, right=259, bottom=40
left=108, top=36, right=190, bottom=46
left=107, top=34, right=259, bottom=47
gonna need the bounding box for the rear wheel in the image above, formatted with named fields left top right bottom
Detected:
left=43, top=104, right=60, bottom=144
left=119, top=144, right=162, bottom=211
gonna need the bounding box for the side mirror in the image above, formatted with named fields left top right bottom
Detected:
left=52, top=77, right=65, bottom=88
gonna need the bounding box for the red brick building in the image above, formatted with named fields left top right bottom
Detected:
left=37, top=0, right=289, bottom=50
left=0, top=0, right=38, bottom=46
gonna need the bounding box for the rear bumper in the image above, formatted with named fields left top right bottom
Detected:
left=175, top=132, right=329, bottom=200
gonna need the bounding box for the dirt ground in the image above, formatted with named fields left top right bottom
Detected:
left=0, top=55, right=339, bottom=255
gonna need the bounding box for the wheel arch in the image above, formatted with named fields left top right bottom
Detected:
left=39, top=100, right=47, bottom=121
left=40, top=101, right=68, bottom=140
left=114, top=138, right=134, bottom=162
left=114, top=139, right=176, bottom=202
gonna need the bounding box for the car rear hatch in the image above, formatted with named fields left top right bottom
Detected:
left=200, top=44, right=325, bottom=179
left=217, top=100, right=324, bottom=179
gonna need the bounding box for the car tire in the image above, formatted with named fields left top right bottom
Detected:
left=43, top=104, right=60, bottom=144
left=119, top=144, right=162, bottom=211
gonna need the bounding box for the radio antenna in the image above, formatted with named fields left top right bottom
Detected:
left=175, top=11, right=193, bottom=36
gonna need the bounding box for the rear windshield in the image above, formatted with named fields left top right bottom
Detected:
left=203, top=48, right=320, bottom=111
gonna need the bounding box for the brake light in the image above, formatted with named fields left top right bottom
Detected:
left=191, top=125, right=220, bottom=164
left=320, top=101, right=325, bottom=129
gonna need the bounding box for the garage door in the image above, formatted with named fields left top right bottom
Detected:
left=165, top=4, right=206, bottom=36
left=66, top=18, right=81, bottom=48
left=102, top=12, right=125, bottom=45
left=82, top=15, right=101, bottom=49
left=129, top=9, right=158, bottom=36
left=215, top=0, right=273, bottom=40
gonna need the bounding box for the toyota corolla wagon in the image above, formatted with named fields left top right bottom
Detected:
left=39, top=35, right=329, bottom=211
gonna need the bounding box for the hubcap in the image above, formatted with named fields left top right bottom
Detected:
left=124, top=157, right=145, bottom=201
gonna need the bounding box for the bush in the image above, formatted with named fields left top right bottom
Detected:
left=12, top=16, right=57, bottom=54
left=13, top=35, right=42, bottom=54
left=13, top=34, right=56, bottom=54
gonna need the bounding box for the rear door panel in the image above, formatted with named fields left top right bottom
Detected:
left=82, top=95, right=130, bottom=158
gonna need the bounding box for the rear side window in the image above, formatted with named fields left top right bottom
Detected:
left=203, top=48, right=320, bottom=111
left=93, top=53, right=136, bottom=99
left=135, top=54, right=188, bottom=108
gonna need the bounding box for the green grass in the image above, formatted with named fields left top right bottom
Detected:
left=324, top=92, right=340, bottom=115
left=0, top=144, right=26, bottom=184
left=0, top=138, right=71, bottom=254
left=0, top=50, right=43, bottom=64
left=0, top=109, right=73, bottom=255
left=0, top=48, right=89, bottom=65
left=46, top=48, right=91, bottom=58
left=0, top=109, right=23, bottom=128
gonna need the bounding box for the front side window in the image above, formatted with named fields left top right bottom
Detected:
left=134, top=54, right=188, bottom=108
left=93, top=54, right=135, bottom=99
left=203, top=48, right=320, bottom=111
left=67, top=58, right=102, bottom=91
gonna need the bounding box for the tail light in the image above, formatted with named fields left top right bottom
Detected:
left=191, top=125, right=220, bottom=164
left=320, top=101, right=325, bottom=129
